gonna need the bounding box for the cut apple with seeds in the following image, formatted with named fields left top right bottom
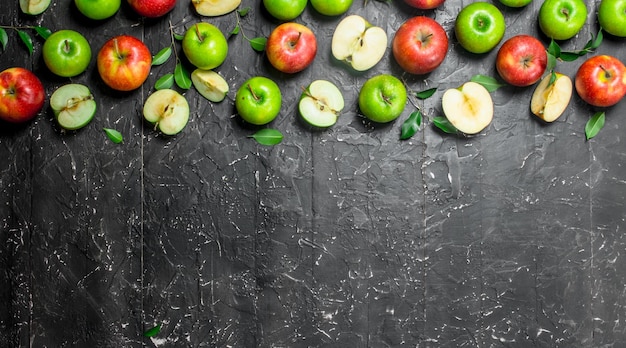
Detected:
left=192, top=0, right=241, bottom=16
left=50, top=84, right=96, bottom=130
left=442, top=81, right=493, bottom=135
left=143, top=89, right=190, bottom=136
left=530, top=72, right=572, bottom=122
left=19, top=0, right=51, bottom=15
left=331, top=15, right=387, bottom=72
left=191, top=69, right=229, bottom=103
left=299, top=80, right=344, bottom=128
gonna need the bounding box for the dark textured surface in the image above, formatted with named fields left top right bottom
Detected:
left=1, top=0, right=626, bottom=347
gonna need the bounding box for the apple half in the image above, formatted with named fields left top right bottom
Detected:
left=143, top=89, right=190, bottom=135
left=191, top=69, right=229, bottom=102
left=442, top=81, right=493, bottom=134
left=299, top=80, right=344, bottom=128
left=19, top=0, right=51, bottom=15
left=331, top=15, right=387, bottom=72
left=50, top=84, right=96, bottom=130
left=530, top=72, right=572, bottom=122
left=192, top=0, right=241, bottom=16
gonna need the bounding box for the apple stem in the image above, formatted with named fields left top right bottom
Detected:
left=247, top=84, right=260, bottom=101
left=195, top=24, right=204, bottom=43
left=289, top=32, right=302, bottom=49
left=599, top=64, right=612, bottom=79
left=113, top=38, right=122, bottom=60
left=63, top=39, right=70, bottom=54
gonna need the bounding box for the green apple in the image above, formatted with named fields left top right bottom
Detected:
left=235, top=76, right=282, bottom=125
left=358, top=74, right=407, bottom=123
left=143, top=89, right=190, bottom=135
left=598, top=0, right=626, bottom=37
left=263, top=0, right=307, bottom=21
left=20, top=0, right=51, bottom=15
left=191, top=69, right=229, bottom=102
left=498, top=0, right=532, bottom=7
left=43, top=30, right=92, bottom=78
left=50, top=84, right=96, bottom=130
left=299, top=80, right=344, bottom=128
left=182, top=22, right=228, bottom=70
left=455, top=2, right=505, bottom=54
left=538, top=0, right=587, bottom=40
left=74, top=0, right=121, bottom=20
left=310, top=0, right=353, bottom=16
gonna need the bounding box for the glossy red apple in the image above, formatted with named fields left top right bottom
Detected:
left=575, top=55, right=626, bottom=107
left=127, top=0, right=176, bottom=18
left=266, top=22, right=317, bottom=74
left=0, top=67, right=45, bottom=123
left=392, top=16, right=448, bottom=75
left=404, top=0, right=445, bottom=9
left=97, top=35, right=152, bottom=91
left=496, top=35, right=547, bottom=87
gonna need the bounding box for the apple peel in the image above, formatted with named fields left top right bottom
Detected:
left=299, top=80, right=344, bottom=128
left=531, top=73, right=572, bottom=122
left=50, top=84, right=96, bottom=130
left=442, top=81, right=493, bottom=134
left=192, top=0, right=241, bottom=16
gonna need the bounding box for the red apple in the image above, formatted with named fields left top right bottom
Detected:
left=97, top=35, right=152, bottom=91
left=392, top=16, right=448, bottom=75
left=575, top=55, right=626, bottom=107
left=266, top=22, right=317, bottom=74
left=404, top=0, right=445, bottom=9
left=0, top=67, right=45, bottom=123
left=127, top=0, right=176, bottom=18
left=496, top=35, right=547, bottom=87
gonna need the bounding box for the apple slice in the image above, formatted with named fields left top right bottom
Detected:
left=442, top=81, right=493, bottom=134
left=299, top=80, right=344, bottom=128
left=19, top=0, right=51, bottom=15
left=531, top=72, right=572, bottom=122
left=191, top=69, right=229, bottom=102
left=50, top=84, right=96, bottom=130
left=143, top=89, right=190, bottom=135
left=191, top=0, right=241, bottom=16
left=331, top=15, right=387, bottom=72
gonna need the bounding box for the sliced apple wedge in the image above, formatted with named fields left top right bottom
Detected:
left=143, top=89, right=190, bottom=135
left=191, top=0, right=241, bottom=16
left=299, top=80, right=344, bottom=128
left=191, top=69, right=229, bottom=102
left=530, top=72, right=572, bottom=122
left=331, top=15, right=387, bottom=72
left=50, top=84, right=96, bottom=130
left=19, top=0, right=51, bottom=15
left=442, top=81, right=493, bottom=135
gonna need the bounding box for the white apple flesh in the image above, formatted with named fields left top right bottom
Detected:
left=192, top=0, right=241, bottom=16
left=442, top=81, right=493, bottom=134
left=50, top=84, right=96, bottom=130
left=331, top=15, right=387, bottom=72
left=143, top=89, right=190, bottom=135
left=299, top=80, right=344, bottom=128
left=531, top=72, right=572, bottom=122
left=19, top=0, right=51, bottom=15
left=191, top=69, right=229, bottom=102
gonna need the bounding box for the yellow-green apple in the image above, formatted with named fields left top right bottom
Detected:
left=182, top=23, right=228, bottom=70
left=75, top=0, right=121, bottom=20
left=442, top=81, right=493, bottom=134
left=299, top=80, right=344, bottom=128
left=538, top=0, right=587, bottom=40
left=97, top=35, right=152, bottom=91
left=598, top=0, right=626, bottom=37
left=263, top=0, right=307, bottom=21
left=496, top=35, right=547, bottom=87
left=498, top=0, right=532, bottom=6
left=266, top=22, right=317, bottom=74
left=20, top=0, right=51, bottom=15
left=192, top=0, right=240, bottom=16
left=358, top=74, right=407, bottom=123
left=127, top=0, right=176, bottom=17
left=43, top=29, right=92, bottom=78
left=530, top=73, right=572, bottom=122
left=235, top=76, right=282, bottom=125
left=191, top=69, right=229, bottom=102
left=392, top=16, right=448, bottom=75
left=0, top=67, right=45, bottom=123
left=404, top=0, right=444, bottom=10
left=50, top=84, right=97, bottom=130
left=310, top=0, right=353, bottom=16
left=455, top=2, right=505, bottom=54
left=331, top=15, right=387, bottom=72
left=143, top=89, right=189, bottom=135
left=575, top=55, right=626, bottom=107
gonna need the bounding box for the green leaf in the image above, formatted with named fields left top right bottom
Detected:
left=230, top=24, right=240, bottom=36
left=238, top=7, right=251, bottom=16
left=548, top=71, right=557, bottom=86
left=152, top=47, right=172, bottom=66
left=591, top=28, right=603, bottom=50
left=143, top=324, right=161, bottom=338
left=103, top=128, right=123, bottom=144
left=34, top=26, right=51, bottom=40
left=174, top=62, right=191, bottom=90
left=470, top=74, right=505, bottom=92
left=585, top=111, right=605, bottom=140
left=559, top=51, right=582, bottom=62
left=546, top=52, right=557, bottom=72
left=249, top=37, right=267, bottom=52
left=17, top=30, right=33, bottom=55
left=400, top=110, right=422, bottom=140
left=415, top=87, right=436, bottom=99
left=547, top=39, right=561, bottom=58
left=249, top=128, right=283, bottom=145
left=432, top=116, right=457, bottom=134
left=173, top=33, right=185, bottom=41
left=0, top=28, right=7, bottom=51
left=155, top=73, right=174, bottom=90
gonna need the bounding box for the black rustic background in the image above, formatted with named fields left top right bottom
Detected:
left=1, top=0, right=625, bottom=347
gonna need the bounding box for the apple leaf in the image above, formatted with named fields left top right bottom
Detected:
left=173, top=33, right=184, bottom=41
left=143, top=324, right=161, bottom=338
left=0, top=28, right=7, bottom=51
left=155, top=73, right=174, bottom=90
left=230, top=24, right=240, bottom=36
left=249, top=37, right=267, bottom=52
left=152, top=47, right=172, bottom=66
left=174, top=62, right=191, bottom=90
left=585, top=111, right=605, bottom=140
left=470, top=75, right=505, bottom=92
left=400, top=110, right=422, bottom=140
left=17, top=30, right=33, bottom=55
left=249, top=128, right=283, bottom=146
left=415, top=88, right=436, bottom=100
left=238, top=7, right=251, bottom=16
left=103, top=128, right=123, bottom=144
left=432, top=116, right=457, bottom=134
left=34, top=26, right=51, bottom=40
